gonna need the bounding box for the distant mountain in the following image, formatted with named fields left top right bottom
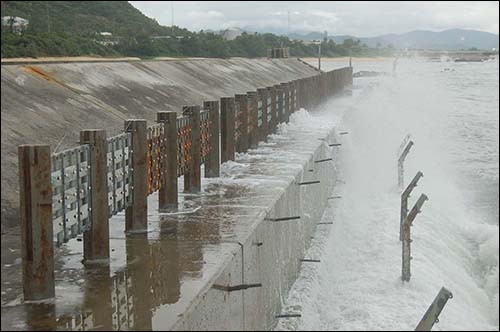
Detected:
left=360, top=29, right=499, bottom=50
left=289, top=31, right=324, bottom=41
left=286, top=29, right=499, bottom=50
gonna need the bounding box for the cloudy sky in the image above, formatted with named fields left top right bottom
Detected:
left=130, top=1, right=499, bottom=37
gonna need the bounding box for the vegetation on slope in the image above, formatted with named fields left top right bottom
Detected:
left=1, top=1, right=395, bottom=58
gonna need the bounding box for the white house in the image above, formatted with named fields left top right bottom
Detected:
left=1, top=16, right=29, bottom=34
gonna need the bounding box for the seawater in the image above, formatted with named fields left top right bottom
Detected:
left=276, top=58, right=499, bottom=331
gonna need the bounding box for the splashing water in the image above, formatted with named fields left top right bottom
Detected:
left=276, top=58, right=499, bottom=331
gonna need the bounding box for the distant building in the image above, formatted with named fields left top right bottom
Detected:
left=221, top=27, right=242, bottom=41
left=151, top=35, right=185, bottom=40
left=1, top=16, right=29, bottom=34
left=268, top=47, right=289, bottom=58
left=95, top=32, right=120, bottom=46
left=303, top=39, right=322, bottom=46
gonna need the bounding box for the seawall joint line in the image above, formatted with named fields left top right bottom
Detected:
left=298, top=180, right=320, bottom=186
left=212, top=283, right=262, bottom=292
left=266, top=216, right=301, bottom=222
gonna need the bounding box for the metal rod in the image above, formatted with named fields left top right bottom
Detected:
left=298, top=180, right=320, bottom=186
left=318, top=43, right=321, bottom=71
left=268, top=216, right=301, bottom=222
left=300, top=259, right=321, bottom=262
left=398, top=140, right=414, bottom=189
left=329, top=143, right=342, bottom=147
left=407, top=194, right=428, bottom=224
left=75, top=147, right=82, bottom=233
left=398, top=134, right=412, bottom=157
left=415, top=287, right=453, bottom=331
left=212, top=283, right=262, bottom=292
left=400, top=171, right=424, bottom=241
left=398, top=140, right=414, bottom=163
left=111, top=137, right=117, bottom=214
left=328, top=196, right=342, bottom=199
left=402, top=193, right=428, bottom=282
left=318, top=222, right=333, bottom=225
left=314, top=158, right=333, bottom=163
left=60, top=152, right=66, bottom=241
left=275, top=314, right=302, bottom=319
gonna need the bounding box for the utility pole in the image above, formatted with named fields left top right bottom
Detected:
left=171, top=1, right=174, bottom=36
left=318, top=42, right=321, bottom=71
left=46, top=1, right=51, bottom=33
left=8, top=16, right=14, bottom=34
left=287, top=11, right=290, bottom=38
left=313, top=40, right=321, bottom=71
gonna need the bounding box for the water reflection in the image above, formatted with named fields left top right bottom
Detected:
left=23, top=217, right=212, bottom=331
left=125, top=234, right=150, bottom=331
left=26, top=302, right=56, bottom=331
left=20, top=183, right=233, bottom=331
left=57, top=311, right=93, bottom=330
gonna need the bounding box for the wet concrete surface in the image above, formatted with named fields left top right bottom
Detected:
left=1, top=58, right=318, bottom=225
left=1, top=112, right=339, bottom=331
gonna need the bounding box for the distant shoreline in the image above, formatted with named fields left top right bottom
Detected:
left=301, top=56, right=392, bottom=62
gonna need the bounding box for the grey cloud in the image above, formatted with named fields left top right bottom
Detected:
left=130, top=1, right=499, bottom=36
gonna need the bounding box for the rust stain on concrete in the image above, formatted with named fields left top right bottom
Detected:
left=24, top=66, right=80, bottom=94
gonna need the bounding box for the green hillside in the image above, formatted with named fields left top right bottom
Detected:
left=0, top=1, right=192, bottom=57
left=0, top=1, right=393, bottom=58
left=1, top=1, right=164, bottom=36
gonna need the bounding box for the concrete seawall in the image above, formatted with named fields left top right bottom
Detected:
left=0, top=58, right=318, bottom=228
left=1, top=109, right=340, bottom=331
left=171, top=122, right=337, bottom=330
